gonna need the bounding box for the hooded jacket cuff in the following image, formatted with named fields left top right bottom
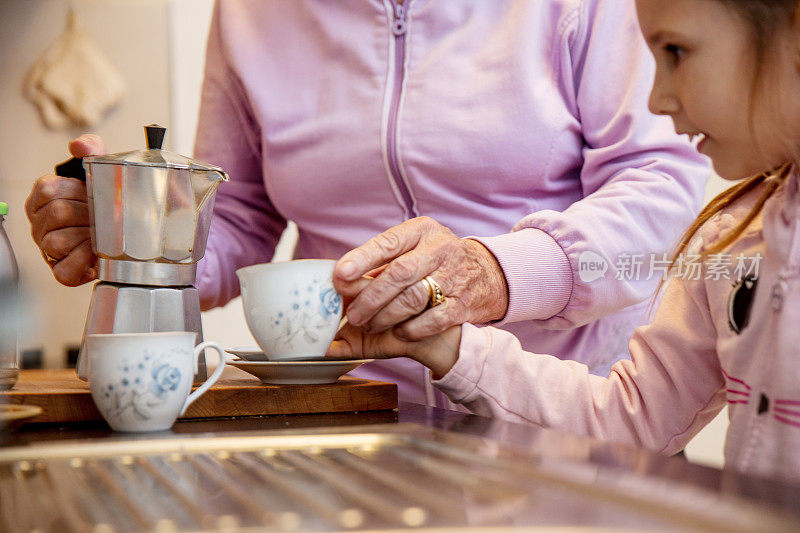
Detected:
left=470, top=228, right=572, bottom=324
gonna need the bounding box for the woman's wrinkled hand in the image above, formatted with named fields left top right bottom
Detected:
left=333, top=216, right=509, bottom=341
left=327, top=321, right=462, bottom=379
left=24, top=134, right=107, bottom=286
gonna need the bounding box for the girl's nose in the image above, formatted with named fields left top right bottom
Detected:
left=648, top=84, right=680, bottom=116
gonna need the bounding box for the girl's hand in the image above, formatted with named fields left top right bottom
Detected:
left=327, top=321, right=462, bottom=379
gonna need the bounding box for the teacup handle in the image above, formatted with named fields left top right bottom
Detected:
left=180, top=341, right=227, bottom=415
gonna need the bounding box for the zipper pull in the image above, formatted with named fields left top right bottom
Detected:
left=392, top=2, right=407, bottom=36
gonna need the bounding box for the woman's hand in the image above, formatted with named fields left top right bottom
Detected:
left=333, top=216, right=508, bottom=341
left=327, top=321, right=462, bottom=379
left=24, top=134, right=106, bottom=286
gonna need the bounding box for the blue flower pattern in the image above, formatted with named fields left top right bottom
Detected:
left=98, top=349, right=186, bottom=422
left=151, top=363, right=182, bottom=397
left=320, top=288, right=341, bottom=318
left=267, top=275, right=342, bottom=349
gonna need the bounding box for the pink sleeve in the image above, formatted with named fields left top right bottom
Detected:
left=473, top=0, right=709, bottom=328
left=435, top=274, right=725, bottom=454
left=194, top=2, right=288, bottom=310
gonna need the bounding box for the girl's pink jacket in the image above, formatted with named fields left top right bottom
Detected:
left=194, top=0, right=709, bottom=405
left=440, top=176, right=800, bottom=482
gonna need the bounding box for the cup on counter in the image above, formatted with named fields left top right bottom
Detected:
left=237, top=259, right=343, bottom=361
left=85, top=332, right=226, bottom=432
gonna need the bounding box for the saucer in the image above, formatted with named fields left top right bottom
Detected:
left=227, top=358, right=374, bottom=385
left=225, top=346, right=326, bottom=362
left=0, top=404, right=42, bottom=430
left=225, top=346, right=269, bottom=361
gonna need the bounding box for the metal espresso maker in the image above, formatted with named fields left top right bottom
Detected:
left=55, top=124, right=228, bottom=382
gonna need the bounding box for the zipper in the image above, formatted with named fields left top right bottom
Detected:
left=385, top=0, right=418, bottom=219
left=772, top=168, right=800, bottom=312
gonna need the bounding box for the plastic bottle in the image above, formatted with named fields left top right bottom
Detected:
left=0, top=201, right=20, bottom=389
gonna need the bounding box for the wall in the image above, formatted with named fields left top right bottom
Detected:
left=0, top=0, right=173, bottom=369
left=0, top=0, right=293, bottom=368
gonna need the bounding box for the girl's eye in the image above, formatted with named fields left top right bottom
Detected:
left=664, top=44, right=687, bottom=64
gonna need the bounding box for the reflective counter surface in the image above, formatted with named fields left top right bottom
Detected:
left=1, top=401, right=799, bottom=532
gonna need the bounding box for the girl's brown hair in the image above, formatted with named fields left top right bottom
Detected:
left=661, top=1, right=798, bottom=282
left=668, top=164, right=789, bottom=263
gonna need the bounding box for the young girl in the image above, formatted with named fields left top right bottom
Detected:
left=329, top=0, right=800, bottom=483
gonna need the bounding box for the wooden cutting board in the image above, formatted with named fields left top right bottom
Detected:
left=0, top=368, right=398, bottom=424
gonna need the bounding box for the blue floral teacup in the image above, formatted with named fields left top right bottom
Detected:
left=237, top=259, right=343, bottom=361
left=86, top=332, right=226, bottom=432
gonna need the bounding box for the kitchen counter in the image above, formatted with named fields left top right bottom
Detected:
left=2, top=401, right=800, bottom=531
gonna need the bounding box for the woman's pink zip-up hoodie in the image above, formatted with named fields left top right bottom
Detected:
left=194, top=0, right=709, bottom=406
left=440, top=174, right=800, bottom=483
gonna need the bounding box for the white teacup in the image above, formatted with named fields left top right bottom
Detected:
left=237, top=259, right=343, bottom=361
left=86, top=332, right=226, bottom=432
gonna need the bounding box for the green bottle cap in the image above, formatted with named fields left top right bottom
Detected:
left=0, top=202, right=7, bottom=216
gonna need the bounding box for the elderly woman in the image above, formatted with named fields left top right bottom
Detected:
left=26, top=0, right=708, bottom=407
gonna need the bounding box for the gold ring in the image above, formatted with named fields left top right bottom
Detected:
left=44, top=252, right=59, bottom=264
left=421, top=275, right=445, bottom=309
